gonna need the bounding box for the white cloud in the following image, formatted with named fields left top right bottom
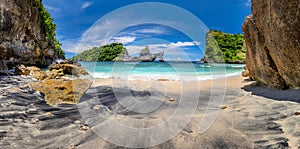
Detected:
left=136, top=28, right=166, bottom=34
left=111, top=36, right=136, bottom=44
left=61, top=38, right=81, bottom=53
left=176, top=57, right=182, bottom=61
left=244, top=0, right=251, bottom=7
left=81, top=1, right=93, bottom=9
left=169, top=41, right=200, bottom=47
left=44, top=5, right=61, bottom=13
left=143, top=41, right=200, bottom=49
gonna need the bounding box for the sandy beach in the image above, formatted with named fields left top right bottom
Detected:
left=1, top=75, right=299, bottom=148
left=88, top=76, right=300, bottom=148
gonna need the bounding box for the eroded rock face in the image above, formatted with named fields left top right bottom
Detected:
left=29, top=79, right=92, bottom=105
left=14, top=63, right=91, bottom=105
left=242, top=0, right=300, bottom=89
left=0, top=0, right=55, bottom=68
left=15, top=64, right=47, bottom=80
left=49, top=63, right=89, bottom=77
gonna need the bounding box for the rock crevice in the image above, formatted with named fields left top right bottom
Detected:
left=243, top=0, right=300, bottom=89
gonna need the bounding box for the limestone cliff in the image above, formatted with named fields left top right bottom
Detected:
left=242, top=0, right=300, bottom=89
left=0, top=0, right=57, bottom=69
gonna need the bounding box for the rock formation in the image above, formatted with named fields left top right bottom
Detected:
left=29, top=78, right=92, bottom=105
left=49, top=63, right=89, bottom=77
left=0, top=0, right=56, bottom=70
left=14, top=62, right=91, bottom=105
left=242, top=0, right=300, bottom=89
left=117, top=47, right=165, bottom=62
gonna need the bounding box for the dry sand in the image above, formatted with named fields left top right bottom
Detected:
left=0, top=75, right=299, bottom=148
left=86, top=76, right=300, bottom=148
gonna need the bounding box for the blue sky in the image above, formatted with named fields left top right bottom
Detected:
left=42, top=0, right=252, bottom=60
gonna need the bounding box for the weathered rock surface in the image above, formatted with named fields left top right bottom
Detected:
left=15, top=62, right=89, bottom=81
left=15, top=64, right=47, bottom=80
left=49, top=63, right=89, bottom=77
left=29, top=78, right=92, bottom=105
left=0, top=60, right=8, bottom=74
left=117, top=47, right=165, bottom=62
left=242, top=0, right=300, bottom=89
left=0, top=0, right=55, bottom=69
left=13, top=63, right=91, bottom=105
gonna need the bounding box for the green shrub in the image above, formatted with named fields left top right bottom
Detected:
left=34, top=0, right=65, bottom=59
left=71, top=43, right=126, bottom=61
left=205, top=30, right=246, bottom=63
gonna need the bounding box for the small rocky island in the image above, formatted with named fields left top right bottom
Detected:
left=116, top=47, right=164, bottom=62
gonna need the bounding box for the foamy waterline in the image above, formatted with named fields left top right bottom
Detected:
left=88, top=71, right=242, bottom=81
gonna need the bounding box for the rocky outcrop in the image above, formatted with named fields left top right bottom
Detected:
left=29, top=79, right=92, bottom=105
left=15, top=62, right=88, bottom=80
left=49, top=63, right=89, bottom=77
left=14, top=63, right=91, bottom=105
left=15, top=64, right=47, bottom=80
left=0, top=0, right=55, bottom=69
left=242, top=0, right=300, bottom=89
left=117, top=47, right=165, bottom=62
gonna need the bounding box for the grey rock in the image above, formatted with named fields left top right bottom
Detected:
left=117, top=47, right=165, bottom=62
left=0, top=0, right=55, bottom=68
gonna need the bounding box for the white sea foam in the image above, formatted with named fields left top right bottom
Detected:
left=230, top=65, right=245, bottom=68
left=89, top=71, right=241, bottom=81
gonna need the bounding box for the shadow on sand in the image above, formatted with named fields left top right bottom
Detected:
left=242, top=81, right=300, bottom=103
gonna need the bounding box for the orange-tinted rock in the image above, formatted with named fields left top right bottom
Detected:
left=49, top=64, right=89, bottom=77
left=16, top=64, right=47, bottom=80
left=29, top=79, right=92, bottom=105
left=242, top=69, right=249, bottom=77
left=242, top=0, right=300, bottom=89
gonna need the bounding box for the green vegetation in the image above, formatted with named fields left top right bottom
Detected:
left=205, top=30, right=246, bottom=63
left=98, top=43, right=126, bottom=61
left=70, top=43, right=126, bottom=61
left=34, top=0, right=65, bottom=59
left=70, top=47, right=102, bottom=61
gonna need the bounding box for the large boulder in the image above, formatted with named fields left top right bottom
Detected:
left=29, top=79, right=92, bottom=105
left=242, top=0, right=300, bottom=89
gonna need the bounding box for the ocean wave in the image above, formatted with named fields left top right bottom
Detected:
left=88, top=71, right=241, bottom=81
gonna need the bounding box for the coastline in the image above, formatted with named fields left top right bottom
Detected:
left=0, top=75, right=299, bottom=148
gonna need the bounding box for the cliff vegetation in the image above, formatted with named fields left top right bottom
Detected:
left=205, top=30, right=246, bottom=63
left=70, top=43, right=126, bottom=61
left=36, top=0, right=65, bottom=59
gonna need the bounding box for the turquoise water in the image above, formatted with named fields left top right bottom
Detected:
left=80, top=61, right=244, bottom=81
